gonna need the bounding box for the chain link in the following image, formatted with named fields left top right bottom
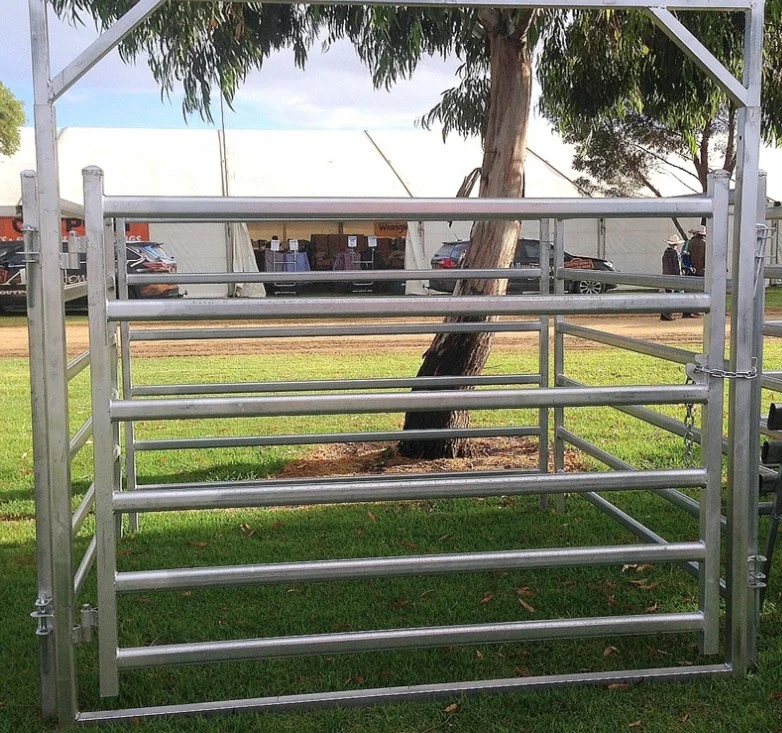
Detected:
left=683, top=376, right=696, bottom=467
left=691, top=356, right=758, bottom=381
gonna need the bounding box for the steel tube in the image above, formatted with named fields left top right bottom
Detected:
left=108, top=293, right=711, bottom=322
left=66, top=350, right=91, bottom=381
left=556, top=427, right=711, bottom=521
left=762, top=322, right=782, bottom=337
left=116, top=613, right=704, bottom=669
left=133, top=426, right=541, bottom=452
left=73, top=536, right=96, bottom=598
left=132, top=374, right=542, bottom=397
left=71, top=484, right=95, bottom=537
left=127, top=267, right=537, bottom=285
left=538, top=220, right=551, bottom=504
left=558, top=323, right=697, bottom=365
left=115, top=542, right=706, bottom=593
left=103, top=194, right=714, bottom=222
left=111, top=384, right=708, bottom=422
left=69, top=418, right=93, bottom=460
left=128, top=320, right=542, bottom=341
left=28, top=1, right=78, bottom=721
left=189, top=0, right=752, bottom=8
left=75, top=663, right=732, bottom=724
left=113, top=468, right=706, bottom=513
left=555, top=269, right=705, bottom=292
left=62, top=282, right=88, bottom=304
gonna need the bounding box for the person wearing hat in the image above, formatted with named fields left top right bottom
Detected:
left=661, top=234, right=683, bottom=321
left=681, top=225, right=706, bottom=318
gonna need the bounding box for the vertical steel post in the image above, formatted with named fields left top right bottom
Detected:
left=727, top=0, right=764, bottom=676
left=22, top=170, right=57, bottom=719
left=700, top=171, right=730, bottom=654
left=553, top=220, right=566, bottom=499
left=84, top=166, right=121, bottom=697
left=538, top=220, right=551, bottom=510
left=115, top=220, right=138, bottom=532
left=28, top=0, right=77, bottom=724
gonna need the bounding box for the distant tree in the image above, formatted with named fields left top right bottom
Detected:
left=537, top=10, right=781, bottom=197
left=0, top=83, right=25, bottom=157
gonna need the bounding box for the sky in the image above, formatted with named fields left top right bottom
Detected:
left=2, top=3, right=476, bottom=132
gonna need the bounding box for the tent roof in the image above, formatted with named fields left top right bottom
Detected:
left=0, top=126, right=779, bottom=207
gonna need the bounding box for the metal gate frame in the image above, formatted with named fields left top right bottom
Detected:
left=23, top=0, right=766, bottom=727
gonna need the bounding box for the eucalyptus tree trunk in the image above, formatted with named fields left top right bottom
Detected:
left=399, top=18, right=534, bottom=459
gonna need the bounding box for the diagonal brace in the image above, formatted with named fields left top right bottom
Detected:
left=50, top=0, right=167, bottom=102
left=646, top=7, right=752, bottom=108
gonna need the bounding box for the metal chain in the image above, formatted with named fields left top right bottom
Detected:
left=683, top=376, right=696, bottom=467
left=691, top=356, right=758, bottom=381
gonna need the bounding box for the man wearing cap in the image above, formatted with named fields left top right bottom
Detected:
left=661, top=234, right=683, bottom=321
left=681, top=225, right=706, bottom=318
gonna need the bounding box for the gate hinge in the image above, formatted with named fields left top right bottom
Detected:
left=748, top=555, right=767, bottom=590
left=72, top=604, right=99, bottom=644
left=31, top=594, right=54, bottom=636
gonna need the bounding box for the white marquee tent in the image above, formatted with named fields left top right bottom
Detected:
left=1, top=126, right=780, bottom=296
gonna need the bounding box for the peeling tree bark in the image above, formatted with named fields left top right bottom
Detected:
left=398, top=23, right=533, bottom=459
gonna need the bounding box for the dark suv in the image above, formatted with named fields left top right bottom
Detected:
left=428, top=238, right=617, bottom=294
left=0, top=240, right=180, bottom=311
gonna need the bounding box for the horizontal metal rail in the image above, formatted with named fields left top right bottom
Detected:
left=558, top=323, right=698, bottom=365
left=558, top=376, right=713, bottom=450
left=116, top=613, right=704, bottom=670
left=761, top=374, right=782, bottom=391
left=128, top=320, right=543, bottom=341
left=69, top=418, right=93, bottom=460
left=66, top=349, right=91, bottom=381
left=111, top=384, right=708, bottom=422
left=63, top=281, right=88, bottom=304
left=112, top=468, right=706, bottom=513
left=133, top=426, right=541, bottom=452
left=557, top=427, right=722, bottom=526
left=132, top=374, right=543, bottom=397
left=115, top=541, right=706, bottom=593
left=762, top=321, right=782, bottom=338
left=103, top=195, right=714, bottom=222
left=73, top=535, right=96, bottom=597
left=108, top=293, right=711, bottom=322
left=72, top=484, right=95, bottom=536
left=127, top=267, right=541, bottom=286
left=136, top=466, right=539, bottom=492
left=556, top=269, right=705, bottom=292
left=764, top=266, right=782, bottom=278
left=189, top=0, right=752, bottom=10
left=75, top=663, right=733, bottom=724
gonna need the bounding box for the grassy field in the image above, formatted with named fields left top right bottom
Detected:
left=1, top=332, right=782, bottom=732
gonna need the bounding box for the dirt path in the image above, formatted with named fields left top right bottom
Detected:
left=1, top=313, right=709, bottom=359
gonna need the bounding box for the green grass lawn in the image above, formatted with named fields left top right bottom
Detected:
left=1, top=330, right=782, bottom=732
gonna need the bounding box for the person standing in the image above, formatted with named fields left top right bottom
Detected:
left=681, top=225, right=706, bottom=318
left=661, top=234, right=683, bottom=321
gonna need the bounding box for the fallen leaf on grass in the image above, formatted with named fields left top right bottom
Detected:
left=607, top=683, right=631, bottom=690
left=516, top=586, right=535, bottom=598
left=480, top=592, right=494, bottom=605
left=629, top=722, right=642, bottom=728
left=438, top=534, right=451, bottom=542
left=518, top=598, right=535, bottom=613
left=629, top=580, right=658, bottom=590
left=622, top=564, right=638, bottom=572
left=646, top=646, right=669, bottom=657
left=379, top=670, right=394, bottom=679
left=443, top=703, right=459, bottom=714
left=515, top=667, right=531, bottom=677
left=180, top=591, right=192, bottom=597
left=367, top=511, right=377, bottom=523
left=770, top=691, right=782, bottom=700
left=390, top=598, right=410, bottom=609
left=189, top=541, right=207, bottom=549
left=680, top=713, right=690, bottom=723
left=636, top=564, right=654, bottom=572
left=603, top=646, right=619, bottom=657
left=352, top=675, right=365, bottom=685
left=400, top=540, right=417, bottom=550
left=239, top=523, right=255, bottom=538
left=475, top=650, right=484, bottom=659
left=645, top=602, right=660, bottom=613
left=608, top=595, right=617, bottom=607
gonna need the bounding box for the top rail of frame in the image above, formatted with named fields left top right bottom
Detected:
left=195, top=1, right=754, bottom=9
left=102, top=195, right=714, bottom=222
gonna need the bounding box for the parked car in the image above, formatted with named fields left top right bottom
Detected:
left=428, top=238, right=617, bottom=294
left=0, top=239, right=181, bottom=312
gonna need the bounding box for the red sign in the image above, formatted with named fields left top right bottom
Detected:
left=0, top=216, right=149, bottom=242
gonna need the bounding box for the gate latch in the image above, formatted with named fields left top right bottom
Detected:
left=748, top=555, right=767, bottom=590
left=73, top=604, right=99, bottom=644
left=31, top=595, right=53, bottom=636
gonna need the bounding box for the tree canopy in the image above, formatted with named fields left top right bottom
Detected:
left=0, top=82, right=25, bottom=157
